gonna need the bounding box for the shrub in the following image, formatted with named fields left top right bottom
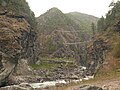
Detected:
left=112, top=33, right=120, bottom=58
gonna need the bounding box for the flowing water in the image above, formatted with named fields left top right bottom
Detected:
left=29, top=80, right=67, bottom=89
left=29, top=76, right=94, bottom=89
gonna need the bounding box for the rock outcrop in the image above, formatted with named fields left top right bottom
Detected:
left=0, top=0, right=37, bottom=86
left=86, top=36, right=109, bottom=76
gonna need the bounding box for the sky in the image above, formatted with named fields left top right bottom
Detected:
left=26, top=0, right=117, bottom=18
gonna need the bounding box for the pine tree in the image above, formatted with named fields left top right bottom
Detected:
left=91, top=23, right=96, bottom=36
left=97, top=16, right=105, bottom=32
left=109, top=0, right=115, bottom=7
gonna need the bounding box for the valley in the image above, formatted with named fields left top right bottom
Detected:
left=0, top=0, right=120, bottom=90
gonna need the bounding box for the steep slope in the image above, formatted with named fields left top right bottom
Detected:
left=63, top=2, right=120, bottom=89
left=66, top=12, right=99, bottom=34
left=0, top=0, right=37, bottom=86
left=37, top=7, right=83, bottom=58
left=96, top=1, right=120, bottom=74
left=84, top=0, right=120, bottom=78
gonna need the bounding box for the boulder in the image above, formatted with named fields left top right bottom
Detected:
left=0, top=84, right=33, bottom=90
left=14, top=59, right=33, bottom=75
left=75, top=85, right=103, bottom=90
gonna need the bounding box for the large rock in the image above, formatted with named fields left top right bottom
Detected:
left=0, top=83, right=33, bottom=90
left=75, top=85, right=103, bottom=90
left=14, top=59, right=33, bottom=75
left=86, top=38, right=109, bottom=76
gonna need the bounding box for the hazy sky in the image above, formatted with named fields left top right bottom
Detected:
left=26, top=0, right=117, bottom=17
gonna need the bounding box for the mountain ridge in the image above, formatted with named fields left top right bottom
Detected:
left=37, top=7, right=82, bottom=58
left=66, top=12, right=99, bottom=34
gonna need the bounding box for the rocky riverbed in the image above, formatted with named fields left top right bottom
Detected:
left=0, top=77, right=94, bottom=90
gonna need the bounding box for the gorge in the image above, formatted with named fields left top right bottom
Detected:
left=0, top=0, right=120, bottom=90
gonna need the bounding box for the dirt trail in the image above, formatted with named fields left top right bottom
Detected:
left=65, top=76, right=120, bottom=90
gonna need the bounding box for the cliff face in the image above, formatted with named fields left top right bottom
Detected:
left=0, top=0, right=37, bottom=86
left=86, top=36, right=109, bottom=76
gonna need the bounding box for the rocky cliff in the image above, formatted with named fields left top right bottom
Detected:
left=86, top=36, right=109, bottom=76
left=0, top=0, right=37, bottom=86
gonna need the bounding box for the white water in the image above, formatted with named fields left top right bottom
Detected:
left=29, top=80, right=67, bottom=89
left=83, top=75, right=94, bottom=80
left=28, top=66, right=94, bottom=89
left=28, top=75, right=94, bottom=89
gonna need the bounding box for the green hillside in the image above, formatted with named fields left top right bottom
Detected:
left=66, top=12, right=99, bottom=34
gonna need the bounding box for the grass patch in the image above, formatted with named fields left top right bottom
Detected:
left=40, top=57, right=76, bottom=61
left=95, top=68, right=120, bottom=80
left=31, top=61, right=59, bottom=70
left=31, top=57, right=76, bottom=70
left=111, top=32, right=120, bottom=58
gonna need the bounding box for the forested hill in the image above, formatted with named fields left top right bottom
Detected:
left=92, top=0, right=120, bottom=79
left=36, top=7, right=83, bottom=57
left=37, top=8, right=80, bottom=34
left=97, top=1, right=120, bottom=58
left=36, top=7, right=99, bottom=58
left=66, top=12, right=98, bottom=34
